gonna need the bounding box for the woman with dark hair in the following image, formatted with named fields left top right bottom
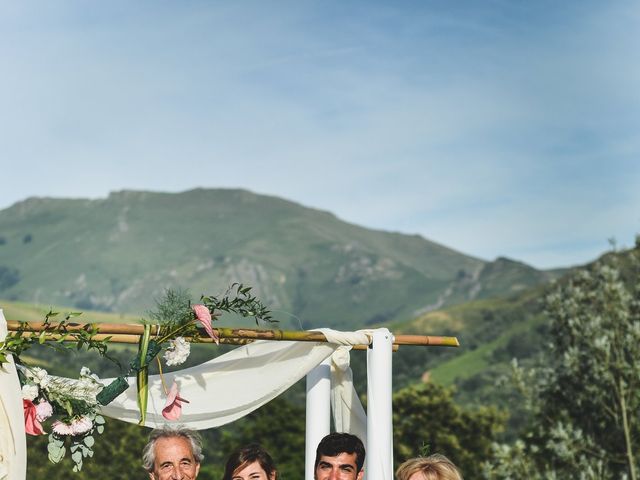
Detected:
left=222, top=444, right=278, bottom=480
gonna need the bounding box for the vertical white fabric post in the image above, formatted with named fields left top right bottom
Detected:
left=366, top=328, right=394, bottom=480
left=305, top=357, right=331, bottom=480
left=0, top=309, right=27, bottom=480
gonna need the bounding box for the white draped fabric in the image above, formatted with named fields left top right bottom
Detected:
left=100, top=329, right=368, bottom=433
left=0, top=309, right=27, bottom=480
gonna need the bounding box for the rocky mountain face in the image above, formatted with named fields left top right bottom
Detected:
left=0, top=189, right=561, bottom=329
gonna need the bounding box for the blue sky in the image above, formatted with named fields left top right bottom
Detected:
left=1, top=1, right=638, bottom=268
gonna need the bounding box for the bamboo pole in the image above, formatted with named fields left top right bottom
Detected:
left=5, top=320, right=459, bottom=348
left=11, top=332, right=393, bottom=351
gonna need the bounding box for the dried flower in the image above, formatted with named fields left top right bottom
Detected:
left=162, top=381, right=189, bottom=421
left=192, top=304, right=219, bottom=344
left=70, top=416, right=93, bottom=435
left=36, top=400, right=53, bottom=422
left=163, top=337, right=191, bottom=366
left=52, top=420, right=74, bottom=436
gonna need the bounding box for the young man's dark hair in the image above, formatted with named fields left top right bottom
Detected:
left=314, top=432, right=366, bottom=473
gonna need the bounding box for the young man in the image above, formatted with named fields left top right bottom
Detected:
left=314, top=432, right=366, bottom=480
left=142, top=425, right=203, bottom=480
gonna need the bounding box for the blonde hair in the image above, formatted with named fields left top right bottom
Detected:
left=395, top=454, right=463, bottom=480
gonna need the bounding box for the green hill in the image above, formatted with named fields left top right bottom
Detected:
left=0, top=188, right=561, bottom=330
left=388, top=245, right=637, bottom=437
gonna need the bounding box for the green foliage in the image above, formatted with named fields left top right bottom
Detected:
left=393, top=382, right=506, bottom=476
left=202, top=283, right=273, bottom=324
left=485, top=241, right=640, bottom=479
left=148, top=287, right=195, bottom=331
left=0, top=309, right=115, bottom=367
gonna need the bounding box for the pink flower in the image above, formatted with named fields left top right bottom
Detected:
left=35, top=400, right=53, bottom=422
left=192, top=304, right=219, bottom=344
left=162, top=381, right=189, bottom=421
left=51, top=420, right=74, bottom=436
left=23, top=399, right=45, bottom=435
left=70, top=416, right=93, bottom=435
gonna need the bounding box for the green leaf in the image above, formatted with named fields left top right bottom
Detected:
left=48, top=443, right=66, bottom=464
left=84, top=436, right=95, bottom=447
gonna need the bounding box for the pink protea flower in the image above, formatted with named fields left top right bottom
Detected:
left=192, top=304, right=219, bottom=344
left=51, top=420, right=74, bottom=436
left=35, top=400, right=53, bottom=422
left=23, top=399, right=45, bottom=435
left=162, top=381, right=190, bottom=421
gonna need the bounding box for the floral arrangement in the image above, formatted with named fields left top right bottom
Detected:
left=0, top=283, right=272, bottom=471
left=19, top=365, right=106, bottom=472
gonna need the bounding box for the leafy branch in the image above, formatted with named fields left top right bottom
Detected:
left=0, top=310, right=116, bottom=367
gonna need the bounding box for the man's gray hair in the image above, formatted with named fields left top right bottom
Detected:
left=142, top=424, right=204, bottom=472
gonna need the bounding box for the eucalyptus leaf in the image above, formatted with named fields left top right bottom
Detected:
left=48, top=444, right=66, bottom=464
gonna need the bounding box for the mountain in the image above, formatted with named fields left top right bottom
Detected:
left=0, top=188, right=561, bottom=329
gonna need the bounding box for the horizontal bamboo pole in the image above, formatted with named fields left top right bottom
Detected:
left=6, top=320, right=459, bottom=348
left=12, top=332, right=394, bottom=351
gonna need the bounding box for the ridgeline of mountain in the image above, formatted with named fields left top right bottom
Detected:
left=0, top=188, right=561, bottom=329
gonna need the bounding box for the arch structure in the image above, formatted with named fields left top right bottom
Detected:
left=0, top=309, right=394, bottom=480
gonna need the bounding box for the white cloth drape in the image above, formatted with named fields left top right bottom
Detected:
left=0, top=309, right=27, bottom=480
left=319, top=329, right=369, bottom=446
left=100, top=329, right=369, bottom=435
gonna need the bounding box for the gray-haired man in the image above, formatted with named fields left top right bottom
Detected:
left=142, top=425, right=204, bottom=480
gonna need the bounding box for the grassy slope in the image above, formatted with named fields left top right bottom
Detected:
left=2, top=189, right=551, bottom=331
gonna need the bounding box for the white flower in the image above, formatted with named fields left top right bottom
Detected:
left=80, top=366, right=100, bottom=382
left=163, top=337, right=191, bottom=366
left=70, top=416, right=93, bottom=435
left=26, top=367, right=51, bottom=389
left=22, top=384, right=39, bottom=401
left=36, top=401, right=53, bottom=421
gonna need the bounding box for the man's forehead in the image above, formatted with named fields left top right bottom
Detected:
left=319, top=452, right=358, bottom=466
left=155, top=437, right=195, bottom=459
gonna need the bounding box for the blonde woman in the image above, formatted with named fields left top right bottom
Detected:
left=396, top=454, right=463, bottom=480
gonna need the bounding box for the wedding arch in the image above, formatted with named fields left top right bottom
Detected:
left=0, top=307, right=458, bottom=480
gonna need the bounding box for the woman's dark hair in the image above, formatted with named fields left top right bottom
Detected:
left=223, top=443, right=278, bottom=480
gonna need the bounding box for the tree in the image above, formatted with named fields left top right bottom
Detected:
left=485, top=240, right=640, bottom=479
left=393, top=382, right=506, bottom=476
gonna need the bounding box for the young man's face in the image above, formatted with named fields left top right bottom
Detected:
left=149, top=436, right=200, bottom=480
left=314, top=452, right=363, bottom=480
